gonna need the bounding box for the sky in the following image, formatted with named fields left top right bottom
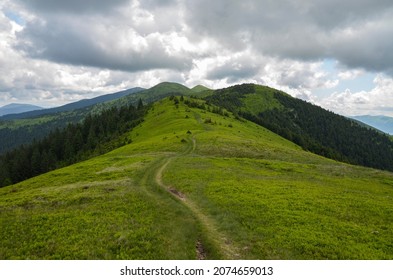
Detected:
left=1, top=0, right=393, bottom=117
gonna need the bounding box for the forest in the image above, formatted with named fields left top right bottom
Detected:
left=0, top=108, right=90, bottom=155
left=0, top=100, right=147, bottom=187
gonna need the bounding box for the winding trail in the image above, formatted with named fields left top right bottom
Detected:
left=154, top=135, right=239, bottom=259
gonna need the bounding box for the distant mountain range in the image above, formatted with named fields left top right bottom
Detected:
left=0, top=83, right=197, bottom=154
left=351, top=115, right=393, bottom=135
left=0, top=87, right=145, bottom=120
left=1, top=82, right=392, bottom=173
left=0, top=103, right=43, bottom=116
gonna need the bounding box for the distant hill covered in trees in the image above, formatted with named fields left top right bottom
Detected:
left=0, top=100, right=147, bottom=187
left=0, top=103, right=43, bottom=117
left=205, top=84, right=393, bottom=172
left=352, top=115, right=393, bottom=135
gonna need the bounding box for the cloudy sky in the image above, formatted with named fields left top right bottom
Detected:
left=1, top=0, right=393, bottom=117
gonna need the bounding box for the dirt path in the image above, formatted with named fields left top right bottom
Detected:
left=154, top=136, right=239, bottom=259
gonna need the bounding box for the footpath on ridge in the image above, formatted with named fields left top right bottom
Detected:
left=152, top=131, right=239, bottom=259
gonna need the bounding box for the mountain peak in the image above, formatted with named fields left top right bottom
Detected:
left=191, top=85, right=211, bottom=92
left=151, top=82, right=190, bottom=91
left=1, top=103, right=42, bottom=109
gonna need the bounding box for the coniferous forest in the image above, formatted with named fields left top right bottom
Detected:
left=0, top=110, right=87, bottom=155
left=0, top=101, right=147, bottom=187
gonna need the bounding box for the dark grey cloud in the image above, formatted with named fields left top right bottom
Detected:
left=184, top=0, right=393, bottom=42
left=15, top=15, right=192, bottom=72
left=17, top=0, right=130, bottom=14
left=15, top=0, right=393, bottom=78
left=207, top=65, right=259, bottom=83
left=306, top=0, right=393, bottom=29
left=183, top=0, right=393, bottom=76
left=205, top=56, right=260, bottom=83
left=329, top=23, right=393, bottom=74
left=12, top=0, right=193, bottom=73
left=138, top=0, right=178, bottom=9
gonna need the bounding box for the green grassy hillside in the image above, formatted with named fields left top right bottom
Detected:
left=0, top=82, right=193, bottom=155
left=191, top=85, right=211, bottom=93
left=205, top=84, right=393, bottom=172
left=1, top=97, right=392, bottom=259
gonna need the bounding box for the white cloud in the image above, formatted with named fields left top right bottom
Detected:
left=320, top=75, right=393, bottom=117
left=0, top=0, right=392, bottom=117
left=338, top=69, right=365, bottom=80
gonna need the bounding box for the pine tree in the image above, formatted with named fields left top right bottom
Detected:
left=137, top=98, right=144, bottom=110
left=31, top=147, right=41, bottom=175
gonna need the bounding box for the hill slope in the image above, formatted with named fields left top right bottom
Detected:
left=0, top=88, right=142, bottom=155
left=0, top=82, right=192, bottom=155
left=191, top=85, right=211, bottom=93
left=204, top=84, right=393, bottom=171
left=1, top=97, right=392, bottom=260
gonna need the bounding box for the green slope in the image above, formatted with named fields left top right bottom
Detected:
left=103, top=81, right=193, bottom=110
left=0, top=82, right=193, bottom=155
left=205, top=84, right=393, bottom=171
left=191, top=85, right=211, bottom=93
left=1, top=97, right=393, bottom=259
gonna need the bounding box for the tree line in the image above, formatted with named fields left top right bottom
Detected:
left=0, top=108, right=89, bottom=155
left=0, top=101, right=147, bottom=187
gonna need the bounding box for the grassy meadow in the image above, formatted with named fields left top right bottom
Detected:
left=1, top=97, right=393, bottom=259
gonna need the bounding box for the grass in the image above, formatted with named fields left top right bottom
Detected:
left=164, top=157, right=393, bottom=259
left=1, top=97, right=393, bottom=259
left=241, top=86, right=283, bottom=114
left=0, top=152, right=200, bottom=259
left=0, top=115, right=57, bottom=129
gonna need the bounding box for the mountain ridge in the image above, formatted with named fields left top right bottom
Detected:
left=1, top=82, right=392, bottom=172
left=0, top=103, right=43, bottom=116
left=351, top=115, right=393, bottom=135
left=204, top=83, right=393, bottom=171
left=0, top=87, right=145, bottom=120
left=1, top=96, right=392, bottom=260
left=0, top=82, right=206, bottom=155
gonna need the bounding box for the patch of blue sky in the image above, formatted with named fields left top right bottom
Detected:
left=314, top=59, right=376, bottom=98
left=4, top=10, right=25, bottom=26
left=336, top=72, right=375, bottom=93
left=320, top=58, right=337, bottom=74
